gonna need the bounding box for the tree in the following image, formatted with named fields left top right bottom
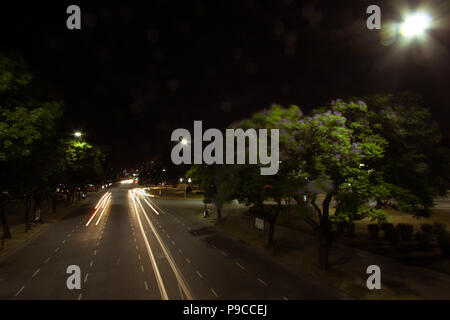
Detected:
left=60, top=138, right=106, bottom=204
left=231, top=105, right=303, bottom=246
left=0, top=52, right=63, bottom=236
left=187, top=164, right=236, bottom=223
left=362, top=93, right=450, bottom=214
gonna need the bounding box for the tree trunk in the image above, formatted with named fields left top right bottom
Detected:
left=318, top=234, right=331, bottom=270
left=318, top=193, right=333, bottom=270
left=216, top=206, right=222, bottom=223
left=268, top=200, right=281, bottom=246
left=52, top=195, right=57, bottom=214
left=0, top=202, right=11, bottom=239
left=24, top=195, right=31, bottom=231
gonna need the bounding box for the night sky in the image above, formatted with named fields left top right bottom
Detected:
left=1, top=0, right=449, bottom=170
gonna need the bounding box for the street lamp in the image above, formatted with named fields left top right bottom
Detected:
left=399, top=12, right=432, bottom=38
left=74, top=131, right=82, bottom=138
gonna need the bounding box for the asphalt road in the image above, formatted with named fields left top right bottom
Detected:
left=0, top=185, right=343, bottom=300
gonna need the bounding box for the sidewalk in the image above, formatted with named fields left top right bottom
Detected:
left=0, top=192, right=101, bottom=263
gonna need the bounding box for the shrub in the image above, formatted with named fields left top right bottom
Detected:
left=415, top=232, right=431, bottom=250
left=368, top=224, right=380, bottom=241
left=437, top=231, right=450, bottom=258
left=397, top=224, right=414, bottom=242
left=344, top=222, right=355, bottom=238
left=420, top=224, right=434, bottom=234
left=434, top=223, right=447, bottom=236
left=381, top=223, right=400, bottom=244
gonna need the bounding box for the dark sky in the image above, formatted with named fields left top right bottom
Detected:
left=1, top=0, right=449, bottom=170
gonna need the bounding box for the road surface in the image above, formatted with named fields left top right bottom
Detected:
left=0, top=185, right=343, bottom=300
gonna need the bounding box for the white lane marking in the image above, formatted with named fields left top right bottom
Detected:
left=257, top=278, right=268, bottom=286
left=62, top=240, right=66, bottom=244
left=221, top=251, right=228, bottom=257
left=77, top=293, right=82, bottom=300
left=72, top=229, right=74, bottom=233
left=54, top=247, right=60, bottom=253
left=15, top=286, right=25, bottom=296
left=93, top=250, right=97, bottom=256
left=134, top=194, right=194, bottom=300
left=144, top=280, right=149, bottom=290
left=178, top=249, right=183, bottom=254
left=134, top=238, right=137, bottom=242
left=236, top=262, right=245, bottom=270
left=96, top=242, right=100, bottom=247
left=67, top=234, right=71, bottom=237
left=44, top=257, right=51, bottom=264
left=171, top=240, right=175, bottom=245
left=185, top=258, right=191, bottom=264
left=32, top=269, right=40, bottom=278
left=138, top=254, right=141, bottom=260
left=211, top=288, right=219, bottom=298
left=141, top=265, right=144, bottom=272
left=116, top=258, right=121, bottom=265
left=130, top=191, right=168, bottom=300
left=195, top=270, right=203, bottom=279
left=84, top=273, right=89, bottom=283
left=282, top=296, right=288, bottom=300
left=90, top=260, right=94, bottom=267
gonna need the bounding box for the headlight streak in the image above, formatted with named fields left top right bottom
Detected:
left=129, top=190, right=169, bottom=300
left=95, top=192, right=109, bottom=210
left=95, top=194, right=112, bottom=226
left=140, top=195, right=159, bottom=215
left=86, top=192, right=110, bottom=226
left=133, top=190, right=194, bottom=300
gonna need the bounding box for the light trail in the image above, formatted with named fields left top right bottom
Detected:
left=129, top=190, right=168, bottom=300
left=140, top=195, right=159, bottom=215
left=86, top=192, right=110, bottom=226
left=95, top=194, right=112, bottom=225
left=133, top=191, right=194, bottom=300
left=95, top=192, right=109, bottom=209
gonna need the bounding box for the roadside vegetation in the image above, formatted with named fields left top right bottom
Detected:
left=0, top=53, right=112, bottom=239
left=188, top=94, right=450, bottom=270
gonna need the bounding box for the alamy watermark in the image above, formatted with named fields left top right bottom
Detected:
left=171, top=121, right=279, bottom=175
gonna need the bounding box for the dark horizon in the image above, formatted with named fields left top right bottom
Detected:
left=1, top=0, right=449, bottom=170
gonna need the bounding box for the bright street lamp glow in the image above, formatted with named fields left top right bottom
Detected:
left=74, top=131, right=82, bottom=137
left=188, top=178, right=192, bottom=183
left=400, top=12, right=432, bottom=37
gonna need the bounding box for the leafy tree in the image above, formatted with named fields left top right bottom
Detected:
left=60, top=138, right=106, bottom=204
left=0, top=52, right=63, bottom=236
left=187, top=164, right=236, bottom=223
left=231, top=105, right=303, bottom=246
left=362, top=93, right=450, bottom=214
